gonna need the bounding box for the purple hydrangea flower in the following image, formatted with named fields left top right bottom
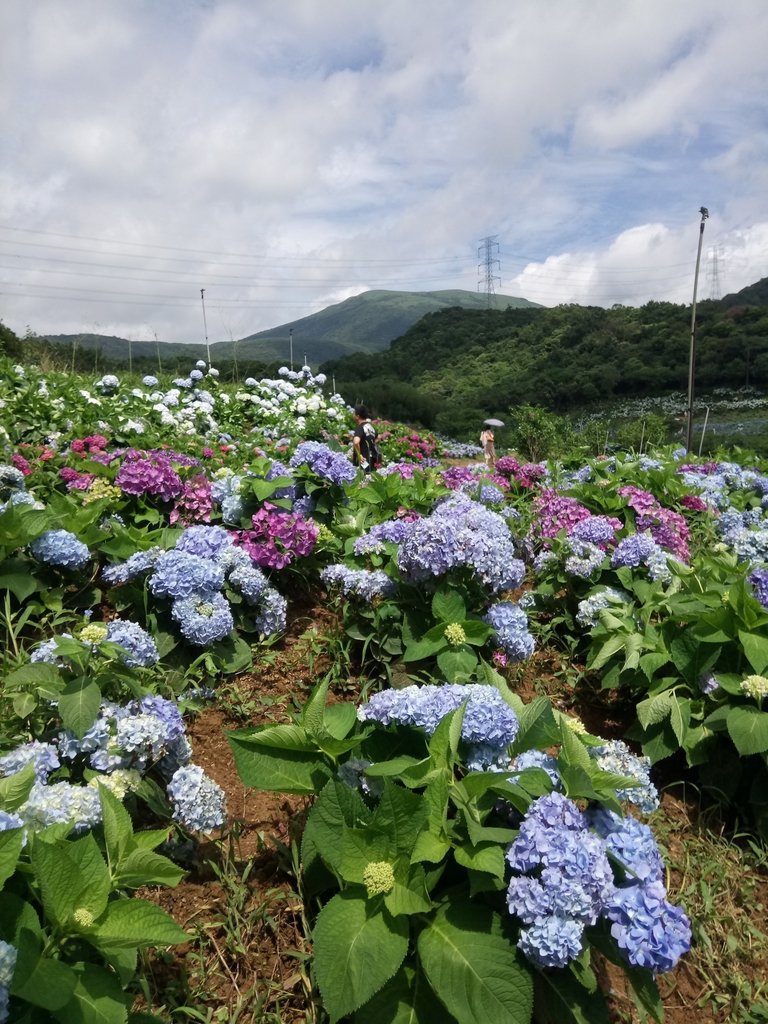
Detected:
left=290, top=441, right=357, bottom=486
left=115, top=454, right=183, bottom=501
left=397, top=495, right=524, bottom=592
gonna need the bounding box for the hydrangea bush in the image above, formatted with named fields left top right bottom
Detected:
left=229, top=674, right=690, bottom=1024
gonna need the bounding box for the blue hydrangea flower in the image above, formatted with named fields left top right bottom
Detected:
left=605, top=880, right=691, bottom=973
left=587, top=808, right=665, bottom=883
left=320, top=564, right=398, bottom=601
left=505, top=794, right=617, bottom=968
left=0, top=811, right=24, bottom=832
left=588, top=740, right=659, bottom=814
left=150, top=550, right=226, bottom=600
left=105, top=620, right=159, bottom=667
left=564, top=539, right=606, bottom=578
left=252, top=585, right=287, bottom=639
left=228, top=562, right=270, bottom=603
left=175, top=525, right=235, bottom=561
left=358, top=683, right=519, bottom=769
left=167, top=764, right=226, bottom=832
left=516, top=913, right=585, bottom=969
left=0, top=741, right=60, bottom=783
left=483, top=601, right=535, bottom=662
left=171, top=591, right=234, bottom=646
left=353, top=519, right=415, bottom=555
left=21, top=780, right=102, bottom=833
left=30, top=529, right=90, bottom=570
left=509, top=749, right=561, bottom=789
left=102, top=547, right=162, bottom=585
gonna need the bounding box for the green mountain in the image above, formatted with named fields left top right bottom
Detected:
left=41, top=288, right=539, bottom=369
left=234, top=288, right=539, bottom=363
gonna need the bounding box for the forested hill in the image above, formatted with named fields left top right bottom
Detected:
left=323, top=285, right=768, bottom=438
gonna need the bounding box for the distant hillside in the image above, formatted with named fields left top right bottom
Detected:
left=42, top=289, right=540, bottom=368
left=234, top=289, right=540, bottom=363
left=721, top=275, right=768, bottom=309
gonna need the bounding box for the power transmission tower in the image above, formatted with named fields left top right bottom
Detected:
left=478, top=235, right=501, bottom=308
left=707, top=244, right=724, bottom=300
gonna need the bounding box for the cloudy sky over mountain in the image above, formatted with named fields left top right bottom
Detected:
left=2, top=0, right=767, bottom=343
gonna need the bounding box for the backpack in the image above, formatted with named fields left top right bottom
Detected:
left=370, top=439, right=383, bottom=467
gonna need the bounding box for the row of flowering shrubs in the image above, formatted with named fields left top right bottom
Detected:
left=0, top=356, right=767, bottom=1020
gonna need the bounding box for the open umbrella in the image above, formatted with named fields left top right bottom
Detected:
left=483, top=418, right=505, bottom=428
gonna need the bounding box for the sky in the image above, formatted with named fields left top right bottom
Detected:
left=1, top=0, right=767, bottom=344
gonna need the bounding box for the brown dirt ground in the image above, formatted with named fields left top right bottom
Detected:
left=136, top=596, right=768, bottom=1023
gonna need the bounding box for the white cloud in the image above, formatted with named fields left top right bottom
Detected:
left=1, top=0, right=767, bottom=341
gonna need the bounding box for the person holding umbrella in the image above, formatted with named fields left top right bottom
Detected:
left=480, top=418, right=504, bottom=468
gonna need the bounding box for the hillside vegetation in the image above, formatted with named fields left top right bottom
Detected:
left=324, top=286, right=768, bottom=438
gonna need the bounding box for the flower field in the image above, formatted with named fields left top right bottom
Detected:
left=1, top=359, right=768, bottom=1023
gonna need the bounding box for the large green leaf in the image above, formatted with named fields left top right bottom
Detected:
left=739, top=630, right=768, bottom=675
left=89, top=898, right=189, bottom=949
left=99, top=787, right=133, bottom=875
left=29, top=841, right=85, bottom=929
left=534, top=967, right=611, bottom=1024
left=302, top=780, right=372, bottom=873
left=228, top=730, right=330, bottom=793
left=417, top=898, right=532, bottom=1024
left=726, top=706, right=768, bottom=756
left=59, top=675, right=102, bottom=739
left=53, top=962, right=128, bottom=1024
left=437, top=648, right=477, bottom=682
left=0, top=762, right=36, bottom=811
left=313, top=892, right=409, bottom=1023
left=354, top=965, right=456, bottom=1024
left=0, top=828, right=24, bottom=889
left=11, top=944, right=78, bottom=1011
left=432, top=589, right=466, bottom=624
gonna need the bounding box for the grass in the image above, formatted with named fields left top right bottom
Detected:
left=137, top=829, right=316, bottom=1022
left=651, top=783, right=768, bottom=1023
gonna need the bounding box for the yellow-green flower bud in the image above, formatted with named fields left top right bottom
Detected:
left=443, top=623, right=467, bottom=647
left=742, top=675, right=768, bottom=700
left=72, top=908, right=95, bottom=928
left=565, top=715, right=587, bottom=735
left=78, top=624, right=108, bottom=645
left=83, top=479, right=122, bottom=505
left=363, top=861, right=395, bottom=897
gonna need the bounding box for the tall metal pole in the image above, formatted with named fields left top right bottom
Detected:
left=289, top=328, right=294, bottom=371
left=685, top=207, right=709, bottom=452
left=200, top=288, right=210, bottom=365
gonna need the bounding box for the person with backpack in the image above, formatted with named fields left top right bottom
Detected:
left=352, top=405, right=380, bottom=472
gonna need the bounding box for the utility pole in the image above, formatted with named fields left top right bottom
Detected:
left=289, top=328, right=294, bottom=371
left=478, top=235, right=501, bottom=308
left=200, top=288, right=210, bottom=365
left=685, top=207, right=709, bottom=453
